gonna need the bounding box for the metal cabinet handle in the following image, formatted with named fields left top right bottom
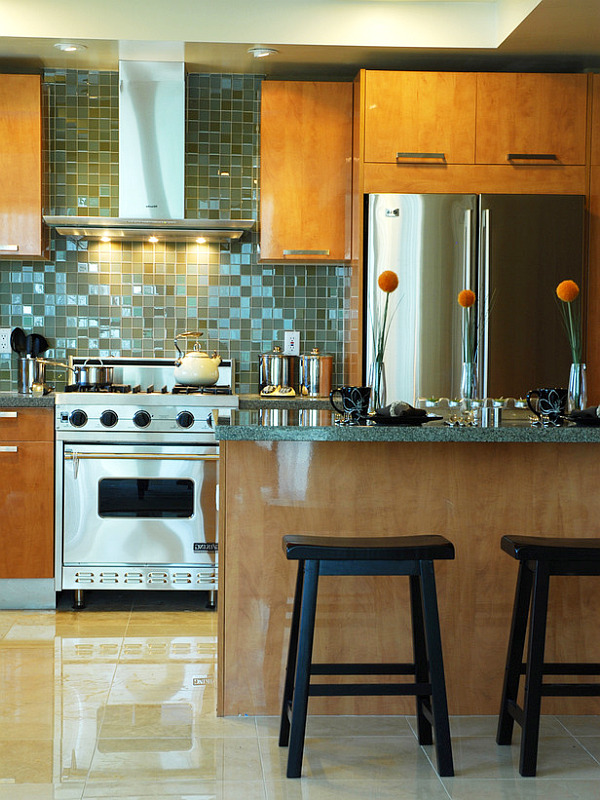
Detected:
left=0, top=446, right=18, bottom=452
left=65, top=452, right=218, bottom=461
left=0, top=245, right=19, bottom=252
left=507, top=153, right=559, bottom=162
left=396, top=152, right=446, bottom=162
left=0, top=411, right=18, bottom=418
left=282, top=249, right=330, bottom=256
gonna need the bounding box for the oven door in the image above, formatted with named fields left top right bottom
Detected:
left=61, top=443, right=218, bottom=585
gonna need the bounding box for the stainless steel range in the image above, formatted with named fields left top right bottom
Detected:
left=54, top=357, right=238, bottom=608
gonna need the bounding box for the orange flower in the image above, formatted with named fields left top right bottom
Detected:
left=556, top=279, right=580, bottom=303
left=458, top=289, right=476, bottom=308
left=378, top=270, right=399, bottom=293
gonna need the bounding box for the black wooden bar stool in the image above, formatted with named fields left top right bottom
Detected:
left=278, top=533, right=455, bottom=778
left=497, top=535, right=600, bottom=776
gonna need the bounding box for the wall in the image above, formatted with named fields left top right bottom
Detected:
left=0, top=70, right=350, bottom=393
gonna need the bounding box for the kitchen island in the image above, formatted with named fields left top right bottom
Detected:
left=216, top=411, right=600, bottom=717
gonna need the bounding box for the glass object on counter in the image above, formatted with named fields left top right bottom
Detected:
left=568, top=362, right=587, bottom=413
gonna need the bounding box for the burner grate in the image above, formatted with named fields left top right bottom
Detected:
left=172, top=385, right=232, bottom=395
left=65, top=383, right=132, bottom=393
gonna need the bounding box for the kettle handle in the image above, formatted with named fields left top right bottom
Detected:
left=175, top=331, right=204, bottom=357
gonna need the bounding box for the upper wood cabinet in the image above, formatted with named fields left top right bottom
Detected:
left=0, top=74, right=48, bottom=259
left=260, top=80, right=353, bottom=262
left=475, top=73, right=588, bottom=166
left=362, top=70, right=477, bottom=165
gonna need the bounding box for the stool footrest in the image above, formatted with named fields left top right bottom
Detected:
left=542, top=683, right=600, bottom=697
left=519, top=662, right=600, bottom=676
left=309, top=682, right=432, bottom=697
left=311, top=662, right=416, bottom=676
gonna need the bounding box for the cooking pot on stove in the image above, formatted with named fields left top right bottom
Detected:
left=174, top=332, right=221, bottom=386
left=38, top=357, right=114, bottom=388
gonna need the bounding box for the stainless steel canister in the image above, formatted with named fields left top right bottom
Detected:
left=18, top=355, right=46, bottom=394
left=299, top=348, right=333, bottom=396
left=258, top=345, right=296, bottom=391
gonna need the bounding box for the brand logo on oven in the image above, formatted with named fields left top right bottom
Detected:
left=194, top=543, right=218, bottom=552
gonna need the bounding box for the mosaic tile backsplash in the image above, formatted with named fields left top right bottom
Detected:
left=0, top=70, right=350, bottom=393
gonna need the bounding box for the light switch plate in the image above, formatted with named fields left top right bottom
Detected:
left=284, top=330, right=300, bottom=356
left=0, top=328, right=11, bottom=354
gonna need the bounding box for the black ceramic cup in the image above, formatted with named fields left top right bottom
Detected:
left=526, top=387, right=568, bottom=421
left=329, top=386, right=371, bottom=422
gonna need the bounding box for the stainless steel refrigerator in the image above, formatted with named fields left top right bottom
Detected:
left=364, top=193, right=586, bottom=404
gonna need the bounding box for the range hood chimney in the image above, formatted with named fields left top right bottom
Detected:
left=45, top=60, right=254, bottom=243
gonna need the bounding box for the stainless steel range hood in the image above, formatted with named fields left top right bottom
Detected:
left=44, top=60, right=254, bottom=243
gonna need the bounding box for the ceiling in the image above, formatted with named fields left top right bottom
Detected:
left=0, top=0, right=599, bottom=78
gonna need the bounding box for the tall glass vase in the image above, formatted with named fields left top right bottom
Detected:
left=568, top=362, right=587, bottom=413
left=369, top=360, right=386, bottom=412
left=460, top=361, right=478, bottom=408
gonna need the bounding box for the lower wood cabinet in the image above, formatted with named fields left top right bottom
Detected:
left=0, top=408, right=54, bottom=578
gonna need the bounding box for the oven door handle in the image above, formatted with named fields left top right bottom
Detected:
left=64, top=451, right=219, bottom=479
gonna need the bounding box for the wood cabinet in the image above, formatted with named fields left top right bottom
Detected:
left=0, top=74, right=48, bottom=259
left=0, top=408, right=54, bottom=578
left=592, top=74, right=600, bottom=166
left=362, top=70, right=477, bottom=165
left=260, top=80, right=352, bottom=262
left=475, top=73, right=588, bottom=166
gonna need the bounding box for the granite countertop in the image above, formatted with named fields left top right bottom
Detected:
left=239, top=394, right=331, bottom=410
left=216, top=409, right=600, bottom=442
left=0, top=391, right=55, bottom=408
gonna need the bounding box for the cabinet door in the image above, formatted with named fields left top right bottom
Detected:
left=592, top=75, right=600, bottom=166
left=0, top=74, right=48, bottom=258
left=0, top=440, right=54, bottom=578
left=475, top=73, right=588, bottom=166
left=260, top=81, right=352, bottom=262
left=363, top=71, right=476, bottom=165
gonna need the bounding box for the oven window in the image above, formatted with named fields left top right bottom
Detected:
left=98, top=478, right=194, bottom=518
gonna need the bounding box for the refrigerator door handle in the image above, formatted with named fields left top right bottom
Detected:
left=480, top=208, right=491, bottom=399
left=463, top=209, right=473, bottom=291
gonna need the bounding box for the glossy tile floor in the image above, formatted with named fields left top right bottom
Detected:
left=1, top=590, right=600, bottom=799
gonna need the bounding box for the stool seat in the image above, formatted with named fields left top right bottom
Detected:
left=502, top=534, right=600, bottom=563
left=497, top=534, right=600, bottom=777
left=279, top=532, right=455, bottom=779
left=283, top=534, right=455, bottom=562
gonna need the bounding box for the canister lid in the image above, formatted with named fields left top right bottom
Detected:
left=301, top=347, right=331, bottom=358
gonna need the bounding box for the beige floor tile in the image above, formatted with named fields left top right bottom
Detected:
left=82, top=779, right=267, bottom=798
left=265, top=779, right=450, bottom=800
left=260, top=734, right=444, bottom=781
left=437, top=733, right=600, bottom=780
left=556, top=715, right=600, bottom=737
left=256, top=714, right=415, bottom=739
left=0, top=740, right=55, bottom=784
left=441, top=778, right=600, bottom=799
left=86, top=735, right=265, bottom=782
left=0, top=787, right=85, bottom=799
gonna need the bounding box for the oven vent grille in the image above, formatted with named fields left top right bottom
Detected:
left=63, top=567, right=218, bottom=590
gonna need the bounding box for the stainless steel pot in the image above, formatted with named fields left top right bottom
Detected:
left=18, top=355, right=46, bottom=394
left=258, top=345, right=296, bottom=391
left=299, top=348, right=333, bottom=396
left=39, top=357, right=114, bottom=388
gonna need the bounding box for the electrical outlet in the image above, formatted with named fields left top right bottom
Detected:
left=0, top=328, right=11, bottom=354
left=284, top=331, right=300, bottom=357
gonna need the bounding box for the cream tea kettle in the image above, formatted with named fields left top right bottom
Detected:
left=174, top=332, right=221, bottom=386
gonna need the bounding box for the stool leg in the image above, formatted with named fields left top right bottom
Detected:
left=279, top=561, right=305, bottom=747
left=497, top=561, right=533, bottom=746
left=287, top=559, right=320, bottom=778
left=409, top=573, right=433, bottom=745
left=519, top=561, right=550, bottom=777
left=419, top=560, right=454, bottom=777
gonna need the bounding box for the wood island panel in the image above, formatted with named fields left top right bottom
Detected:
left=219, top=439, right=600, bottom=717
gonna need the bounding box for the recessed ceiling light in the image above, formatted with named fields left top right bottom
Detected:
left=54, top=42, right=87, bottom=53
left=248, top=46, right=279, bottom=59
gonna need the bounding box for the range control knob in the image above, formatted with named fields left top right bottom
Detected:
left=176, top=410, right=195, bottom=429
left=100, top=410, right=118, bottom=428
left=133, top=410, right=151, bottom=429
left=69, top=409, right=88, bottom=428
